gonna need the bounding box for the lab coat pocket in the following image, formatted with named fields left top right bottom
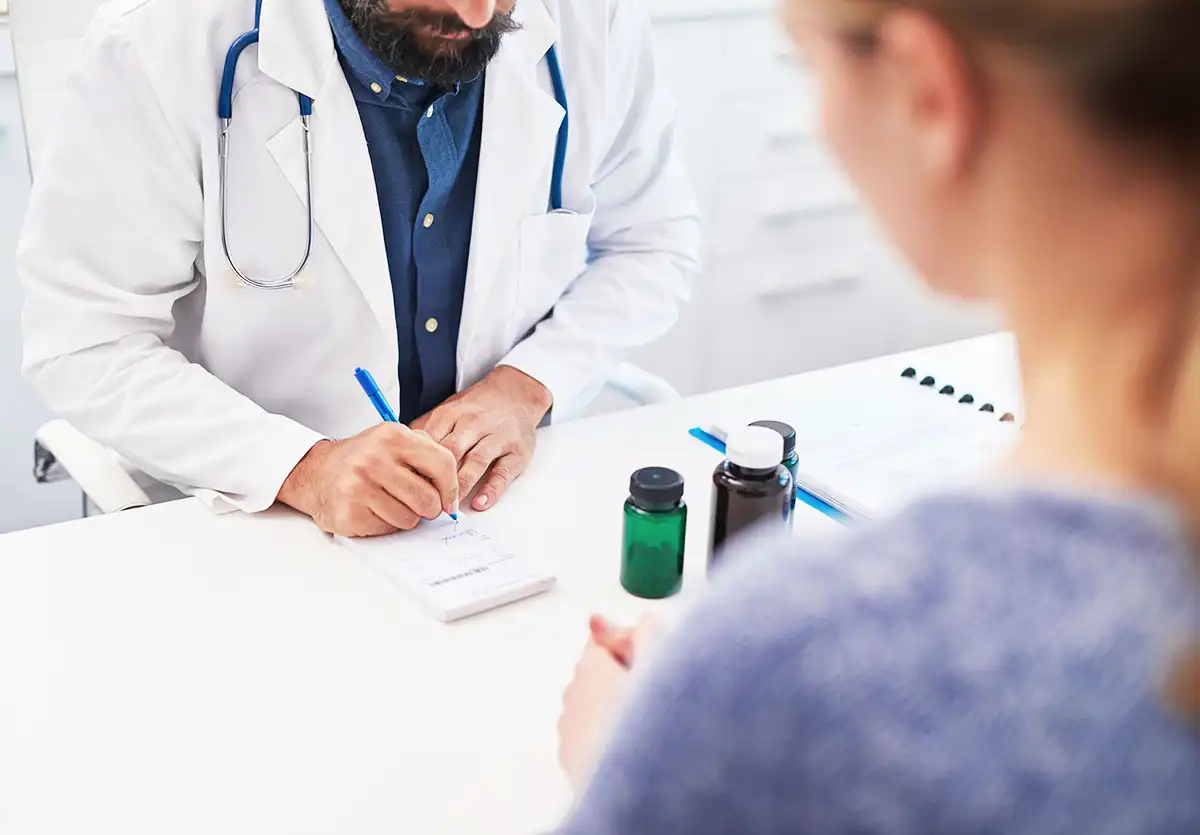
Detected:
left=513, top=209, right=594, bottom=340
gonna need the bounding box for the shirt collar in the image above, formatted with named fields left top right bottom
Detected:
left=324, top=0, right=427, bottom=102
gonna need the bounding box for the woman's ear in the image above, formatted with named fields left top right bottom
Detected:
left=874, top=9, right=982, bottom=185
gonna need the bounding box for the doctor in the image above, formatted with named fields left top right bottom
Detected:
left=19, top=0, right=700, bottom=536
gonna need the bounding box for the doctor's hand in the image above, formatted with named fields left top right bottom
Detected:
left=277, top=424, right=459, bottom=538
left=412, top=366, right=553, bottom=512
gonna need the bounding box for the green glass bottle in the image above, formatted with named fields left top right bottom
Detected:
left=621, top=467, right=687, bottom=600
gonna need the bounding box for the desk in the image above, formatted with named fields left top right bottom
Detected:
left=0, top=334, right=1017, bottom=834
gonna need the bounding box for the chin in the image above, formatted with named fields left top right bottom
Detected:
left=419, top=42, right=468, bottom=59
left=895, top=245, right=978, bottom=301
left=919, top=268, right=989, bottom=301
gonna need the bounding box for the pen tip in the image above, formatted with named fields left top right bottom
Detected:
left=449, top=513, right=460, bottom=521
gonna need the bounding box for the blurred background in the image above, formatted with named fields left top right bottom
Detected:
left=0, top=0, right=1000, bottom=533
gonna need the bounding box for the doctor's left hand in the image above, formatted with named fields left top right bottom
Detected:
left=413, top=366, right=553, bottom=512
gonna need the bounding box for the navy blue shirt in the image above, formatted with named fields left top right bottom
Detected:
left=325, top=0, right=484, bottom=422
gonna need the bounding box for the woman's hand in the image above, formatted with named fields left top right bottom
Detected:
left=587, top=614, right=662, bottom=667
left=558, top=614, right=662, bottom=789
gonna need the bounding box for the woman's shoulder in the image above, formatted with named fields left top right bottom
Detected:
left=594, top=488, right=1197, bottom=832
left=569, top=489, right=1198, bottom=835
left=702, top=486, right=1192, bottom=646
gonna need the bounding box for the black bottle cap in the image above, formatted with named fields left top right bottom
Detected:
left=980, top=403, right=995, bottom=413
left=630, top=467, right=685, bottom=509
left=959, top=394, right=975, bottom=404
left=939, top=385, right=955, bottom=396
left=920, top=376, right=937, bottom=387
left=901, top=367, right=917, bottom=378
left=750, top=420, right=797, bottom=458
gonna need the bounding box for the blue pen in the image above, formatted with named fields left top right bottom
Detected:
left=354, top=367, right=459, bottom=520
left=355, top=367, right=399, bottom=423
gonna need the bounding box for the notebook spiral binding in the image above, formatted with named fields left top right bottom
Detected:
left=900, top=367, right=1018, bottom=424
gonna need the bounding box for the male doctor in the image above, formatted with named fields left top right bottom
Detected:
left=19, top=0, right=699, bottom=536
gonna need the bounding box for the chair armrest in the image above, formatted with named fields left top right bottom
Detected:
left=34, top=421, right=151, bottom=514
left=604, top=363, right=681, bottom=406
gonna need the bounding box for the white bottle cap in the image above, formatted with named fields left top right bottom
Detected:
left=726, top=425, right=784, bottom=471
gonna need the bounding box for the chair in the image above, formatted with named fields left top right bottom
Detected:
left=13, top=0, right=680, bottom=517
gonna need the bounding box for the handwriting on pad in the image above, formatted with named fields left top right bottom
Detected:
left=338, top=518, right=555, bottom=622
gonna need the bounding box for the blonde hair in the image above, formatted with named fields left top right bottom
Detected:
left=800, top=0, right=1200, bottom=723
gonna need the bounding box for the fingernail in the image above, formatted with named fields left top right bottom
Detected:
left=474, top=494, right=490, bottom=510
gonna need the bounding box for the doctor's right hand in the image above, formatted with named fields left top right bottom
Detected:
left=277, top=424, right=459, bottom=538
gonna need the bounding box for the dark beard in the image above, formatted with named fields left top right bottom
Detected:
left=339, top=1, right=520, bottom=86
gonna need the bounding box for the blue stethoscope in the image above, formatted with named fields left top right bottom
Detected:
left=218, top=0, right=570, bottom=290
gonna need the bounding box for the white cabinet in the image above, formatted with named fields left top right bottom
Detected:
left=0, top=20, right=78, bottom=531
left=631, top=1, right=1000, bottom=395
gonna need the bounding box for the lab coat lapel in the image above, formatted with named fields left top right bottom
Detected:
left=259, top=0, right=399, bottom=361
left=460, top=1, right=563, bottom=362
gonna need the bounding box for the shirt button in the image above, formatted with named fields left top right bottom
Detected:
left=396, top=75, right=409, bottom=83
left=425, top=317, right=439, bottom=334
left=370, top=82, right=383, bottom=94
left=425, top=106, right=434, bottom=119
left=423, top=213, right=435, bottom=228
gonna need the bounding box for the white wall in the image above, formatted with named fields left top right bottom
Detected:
left=0, top=20, right=78, bottom=532
left=627, top=1, right=1000, bottom=396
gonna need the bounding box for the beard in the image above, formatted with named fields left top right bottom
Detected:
left=338, top=1, right=521, bottom=86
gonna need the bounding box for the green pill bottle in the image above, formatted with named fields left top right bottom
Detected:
left=621, top=467, right=687, bottom=600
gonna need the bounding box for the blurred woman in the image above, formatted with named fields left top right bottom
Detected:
left=556, top=0, right=1200, bottom=831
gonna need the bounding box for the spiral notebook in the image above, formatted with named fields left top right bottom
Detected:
left=697, top=364, right=1022, bottom=521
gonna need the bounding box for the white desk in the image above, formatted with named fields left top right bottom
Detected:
left=0, top=334, right=1017, bottom=834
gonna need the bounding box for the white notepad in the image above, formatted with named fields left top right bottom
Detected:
left=339, top=517, right=556, bottom=622
left=706, top=368, right=1021, bottom=520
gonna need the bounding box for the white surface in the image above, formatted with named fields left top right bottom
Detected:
left=0, top=334, right=1017, bottom=834
left=6, top=0, right=97, bottom=175
left=650, top=0, right=773, bottom=21
left=0, top=22, right=12, bottom=73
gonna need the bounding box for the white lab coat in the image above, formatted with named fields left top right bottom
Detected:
left=19, top=0, right=700, bottom=513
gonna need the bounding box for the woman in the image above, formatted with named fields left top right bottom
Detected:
left=556, top=0, right=1200, bottom=831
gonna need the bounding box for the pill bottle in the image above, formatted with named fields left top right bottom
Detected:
left=621, top=467, right=687, bottom=599
left=750, top=420, right=798, bottom=512
left=709, top=426, right=793, bottom=569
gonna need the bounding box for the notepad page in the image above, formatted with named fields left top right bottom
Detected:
left=339, top=518, right=556, bottom=622
left=709, top=374, right=1019, bottom=519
